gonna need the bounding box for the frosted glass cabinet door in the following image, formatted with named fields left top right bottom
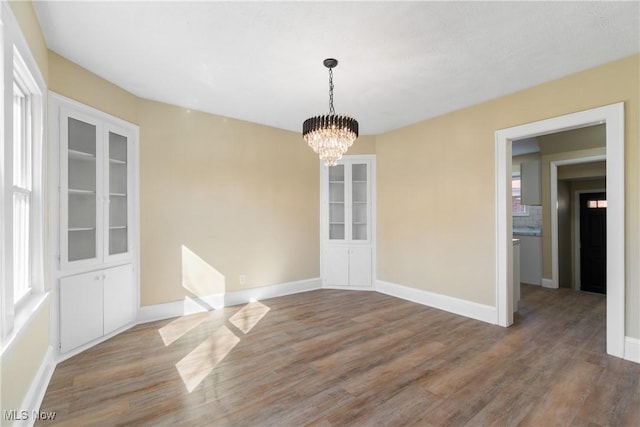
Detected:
left=63, top=115, right=101, bottom=267
left=351, top=163, right=368, bottom=241
left=106, top=131, right=129, bottom=257
left=328, top=165, right=345, bottom=240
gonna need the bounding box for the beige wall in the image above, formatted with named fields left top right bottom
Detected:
left=138, top=100, right=320, bottom=305
left=376, top=54, right=639, bottom=337
left=537, top=124, right=605, bottom=155
left=347, top=135, right=376, bottom=155
left=48, top=52, right=139, bottom=124
left=48, top=47, right=327, bottom=307
left=8, top=0, right=48, bottom=83
left=4, top=9, right=640, bottom=417
left=557, top=161, right=606, bottom=180
left=1, top=301, right=50, bottom=412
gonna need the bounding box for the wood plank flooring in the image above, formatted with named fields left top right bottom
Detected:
left=37, top=285, right=640, bottom=426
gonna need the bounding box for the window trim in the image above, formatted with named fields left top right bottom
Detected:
left=1, top=1, right=48, bottom=351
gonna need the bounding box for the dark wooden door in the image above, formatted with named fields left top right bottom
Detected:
left=580, top=192, right=606, bottom=294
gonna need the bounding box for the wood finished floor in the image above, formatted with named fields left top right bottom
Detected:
left=38, top=285, right=640, bottom=426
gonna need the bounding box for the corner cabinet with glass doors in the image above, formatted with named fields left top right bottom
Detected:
left=51, top=93, right=139, bottom=354
left=321, top=155, right=376, bottom=288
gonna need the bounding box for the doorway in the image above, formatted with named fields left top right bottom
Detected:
left=495, top=102, right=625, bottom=358
left=579, top=192, right=607, bottom=294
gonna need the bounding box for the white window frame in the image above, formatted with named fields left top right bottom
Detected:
left=1, top=1, right=47, bottom=351
left=13, top=74, right=33, bottom=306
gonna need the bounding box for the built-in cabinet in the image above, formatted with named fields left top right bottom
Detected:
left=60, top=110, right=133, bottom=268
left=321, top=155, right=375, bottom=288
left=59, top=264, right=135, bottom=353
left=521, top=160, right=541, bottom=205
left=51, top=93, right=139, bottom=354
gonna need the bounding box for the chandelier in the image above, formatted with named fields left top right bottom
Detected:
left=303, top=58, right=359, bottom=167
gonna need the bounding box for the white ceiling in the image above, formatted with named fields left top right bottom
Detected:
left=34, top=1, right=639, bottom=136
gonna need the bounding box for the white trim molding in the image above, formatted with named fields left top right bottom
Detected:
left=624, top=337, right=640, bottom=363
left=376, top=280, right=497, bottom=325
left=541, top=278, right=554, bottom=289
left=138, top=278, right=322, bottom=324
left=549, top=155, right=606, bottom=290
left=14, top=346, right=56, bottom=427
left=495, top=102, right=625, bottom=359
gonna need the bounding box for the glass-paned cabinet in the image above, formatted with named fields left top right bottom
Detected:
left=351, top=163, right=368, bottom=241
left=60, top=110, right=134, bottom=269
left=321, top=155, right=375, bottom=288
left=328, top=165, right=345, bottom=240
left=65, top=116, right=99, bottom=263
left=53, top=93, right=138, bottom=354
left=108, top=131, right=129, bottom=256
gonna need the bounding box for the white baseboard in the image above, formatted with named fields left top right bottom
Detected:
left=541, top=278, right=555, bottom=288
left=138, top=277, right=322, bottom=324
left=624, top=336, right=640, bottom=363
left=57, top=322, right=136, bottom=363
left=14, top=345, right=56, bottom=427
left=375, top=280, right=497, bottom=325
left=322, top=285, right=375, bottom=292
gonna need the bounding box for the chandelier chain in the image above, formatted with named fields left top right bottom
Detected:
left=328, top=68, right=335, bottom=115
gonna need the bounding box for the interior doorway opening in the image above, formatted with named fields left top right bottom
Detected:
left=578, top=191, right=607, bottom=294
left=495, top=102, right=625, bottom=358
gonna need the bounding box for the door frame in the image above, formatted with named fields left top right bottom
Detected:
left=495, top=102, right=625, bottom=358
left=550, top=156, right=606, bottom=289
left=574, top=188, right=606, bottom=291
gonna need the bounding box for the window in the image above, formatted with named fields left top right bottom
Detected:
left=1, top=2, right=47, bottom=343
left=512, top=175, right=529, bottom=216
left=13, top=79, right=33, bottom=304
left=588, top=199, right=607, bottom=209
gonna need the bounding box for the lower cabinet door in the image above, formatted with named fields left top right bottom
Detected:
left=60, top=271, right=104, bottom=353
left=323, top=246, right=372, bottom=288
left=349, top=246, right=372, bottom=287
left=323, top=246, right=349, bottom=287
left=103, top=264, right=136, bottom=335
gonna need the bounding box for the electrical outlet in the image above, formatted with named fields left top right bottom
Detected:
left=239, top=274, right=246, bottom=285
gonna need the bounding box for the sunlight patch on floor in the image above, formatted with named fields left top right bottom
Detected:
left=158, top=312, right=209, bottom=346
left=175, top=325, right=240, bottom=393
left=229, top=300, right=271, bottom=334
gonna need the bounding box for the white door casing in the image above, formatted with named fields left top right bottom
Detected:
left=495, top=102, right=625, bottom=359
